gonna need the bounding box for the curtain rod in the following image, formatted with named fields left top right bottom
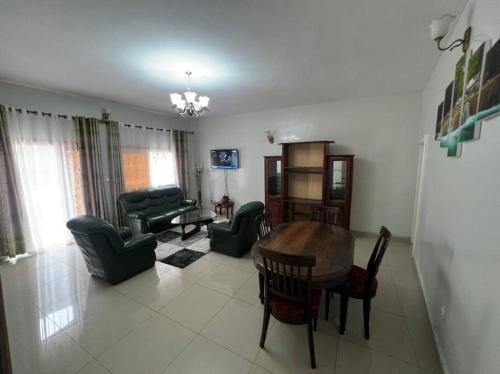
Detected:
left=6, top=106, right=195, bottom=135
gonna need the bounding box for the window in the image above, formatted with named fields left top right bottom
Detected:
left=122, top=148, right=177, bottom=191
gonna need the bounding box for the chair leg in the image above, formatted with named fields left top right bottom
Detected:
left=259, top=308, right=271, bottom=348
left=307, top=319, right=317, bottom=369
left=258, top=274, right=264, bottom=305
left=339, top=293, right=349, bottom=335
left=363, top=298, right=371, bottom=340
left=324, top=289, right=330, bottom=321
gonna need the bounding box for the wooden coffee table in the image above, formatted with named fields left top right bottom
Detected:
left=212, top=200, right=234, bottom=219
left=171, top=209, right=217, bottom=240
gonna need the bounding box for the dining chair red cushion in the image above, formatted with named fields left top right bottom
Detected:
left=343, top=265, right=378, bottom=297
left=269, top=290, right=322, bottom=323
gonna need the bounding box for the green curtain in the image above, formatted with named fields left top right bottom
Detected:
left=173, top=129, right=190, bottom=197
left=74, top=117, right=110, bottom=221
left=106, top=121, right=125, bottom=226
left=0, top=105, right=26, bottom=258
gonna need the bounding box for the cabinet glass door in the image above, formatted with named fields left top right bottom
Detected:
left=268, top=159, right=281, bottom=196
left=329, top=159, right=347, bottom=202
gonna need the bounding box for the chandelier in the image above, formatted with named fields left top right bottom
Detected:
left=170, top=71, right=210, bottom=117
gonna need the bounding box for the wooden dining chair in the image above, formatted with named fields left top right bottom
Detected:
left=311, top=205, right=340, bottom=225
left=325, top=226, right=392, bottom=339
left=255, top=212, right=273, bottom=239
left=259, top=247, right=321, bottom=369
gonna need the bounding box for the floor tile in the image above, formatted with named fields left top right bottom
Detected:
left=160, top=283, right=229, bottom=332
left=255, top=321, right=337, bottom=374
left=65, top=298, right=155, bottom=356
left=163, top=335, right=252, bottom=374
left=6, top=306, right=62, bottom=359
left=175, top=256, right=222, bottom=282
left=341, top=303, right=417, bottom=365
left=372, top=279, right=403, bottom=316
left=197, top=263, right=252, bottom=296
left=248, top=363, right=274, bottom=374
left=111, top=262, right=172, bottom=295
left=396, top=284, right=430, bottom=324
left=98, top=314, right=195, bottom=374
left=76, top=360, right=111, bottom=374
left=201, top=298, right=267, bottom=361
left=406, top=319, right=443, bottom=373
left=32, top=273, right=82, bottom=308
left=234, top=272, right=262, bottom=307
left=11, top=331, right=91, bottom=374
left=335, top=339, right=420, bottom=374
left=127, top=271, right=194, bottom=311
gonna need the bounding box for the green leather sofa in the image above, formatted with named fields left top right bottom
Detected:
left=118, top=187, right=197, bottom=234
left=209, top=201, right=264, bottom=257
left=66, top=215, right=157, bottom=285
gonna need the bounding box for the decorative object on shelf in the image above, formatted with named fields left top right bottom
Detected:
left=101, top=107, right=111, bottom=121
left=194, top=162, right=204, bottom=208
left=435, top=39, right=500, bottom=158
left=429, top=14, right=471, bottom=52
left=170, top=71, right=210, bottom=118
left=266, top=130, right=274, bottom=144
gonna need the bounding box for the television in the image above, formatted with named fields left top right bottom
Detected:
left=210, top=149, right=239, bottom=169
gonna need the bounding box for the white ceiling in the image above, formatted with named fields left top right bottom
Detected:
left=0, top=0, right=466, bottom=117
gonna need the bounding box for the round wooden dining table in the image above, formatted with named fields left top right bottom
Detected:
left=251, top=221, right=355, bottom=289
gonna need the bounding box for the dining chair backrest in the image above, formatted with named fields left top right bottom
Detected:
left=311, top=206, right=340, bottom=225
left=365, top=226, right=392, bottom=295
left=259, top=246, right=316, bottom=305
left=255, top=212, right=274, bottom=239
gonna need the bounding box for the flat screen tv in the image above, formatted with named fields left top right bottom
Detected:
left=210, top=149, right=239, bottom=169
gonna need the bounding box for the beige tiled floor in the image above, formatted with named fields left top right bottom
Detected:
left=0, top=234, right=442, bottom=374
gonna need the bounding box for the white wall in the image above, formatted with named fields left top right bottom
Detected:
left=0, top=80, right=190, bottom=131
left=414, top=1, right=500, bottom=373
left=195, top=91, right=422, bottom=238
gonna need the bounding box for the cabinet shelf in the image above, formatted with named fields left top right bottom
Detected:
left=284, top=166, right=324, bottom=174
left=284, top=197, right=322, bottom=205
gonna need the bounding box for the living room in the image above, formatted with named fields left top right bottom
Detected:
left=0, top=1, right=499, bottom=374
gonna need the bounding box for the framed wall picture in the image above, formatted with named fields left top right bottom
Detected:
left=435, top=102, right=443, bottom=140
left=460, top=42, right=487, bottom=141
left=450, top=54, right=466, bottom=132
left=440, top=81, right=454, bottom=141
left=478, top=38, right=500, bottom=118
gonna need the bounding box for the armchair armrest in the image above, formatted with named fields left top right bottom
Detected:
left=181, top=199, right=197, bottom=206
left=208, top=221, right=234, bottom=234
left=127, top=211, right=147, bottom=220
left=116, top=227, right=133, bottom=241
left=119, top=233, right=157, bottom=253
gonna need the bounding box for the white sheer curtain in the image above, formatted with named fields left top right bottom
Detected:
left=7, top=110, right=83, bottom=251
left=120, top=126, right=178, bottom=191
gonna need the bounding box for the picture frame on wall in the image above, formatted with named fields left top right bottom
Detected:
left=435, top=102, right=443, bottom=140
left=459, top=42, right=487, bottom=142
left=440, top=81, right=454, bottom=143
left=450, top=54, right=466, bottom=133
left=478, top=38, right=500, bottom=119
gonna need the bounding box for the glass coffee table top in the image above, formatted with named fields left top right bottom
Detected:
left=171, top=209, right=217, bottom=225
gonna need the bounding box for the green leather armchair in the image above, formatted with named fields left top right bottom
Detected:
left=208, top=201, right=264, bottom=257
left=66, top=215, right=157, bottom=285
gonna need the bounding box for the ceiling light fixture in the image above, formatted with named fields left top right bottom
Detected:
left=170, top=71, right=210, bottom=117
left=429, top=14, right=471, bottom=52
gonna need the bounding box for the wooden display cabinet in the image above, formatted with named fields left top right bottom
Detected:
left=280, top=141, right=333, bottom=222
left=264, top=156, right=282, bottom=225
left=325, top=155, right=354, bottom=229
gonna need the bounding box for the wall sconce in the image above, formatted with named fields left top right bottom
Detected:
left=266, top=131, right=274, bottom=144
left=429, top=14, right=471, bottom=52
left=101, top=107, right=111, bottom=121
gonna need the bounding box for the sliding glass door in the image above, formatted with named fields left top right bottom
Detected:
left=8, top=111, right=84, bottom=251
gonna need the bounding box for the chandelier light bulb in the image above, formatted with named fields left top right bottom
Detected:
left=170, top=71, right=210, bottom=117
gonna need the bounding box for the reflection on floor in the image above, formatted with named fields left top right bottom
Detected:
left=0, top=234, right=442, bottom=374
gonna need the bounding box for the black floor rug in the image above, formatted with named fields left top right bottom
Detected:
left=160, top=248, right=206, bottom=268
left=156, top=231, right=182, bottom=243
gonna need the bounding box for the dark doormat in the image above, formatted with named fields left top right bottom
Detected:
left=159, top=248, right=206, bottom=268
left=156, top=230, right=182, bottom=243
